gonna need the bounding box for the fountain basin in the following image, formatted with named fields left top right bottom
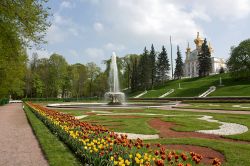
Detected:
left=47, top=102, right=177, bottom=109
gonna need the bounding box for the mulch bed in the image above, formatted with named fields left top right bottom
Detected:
left=164, top=144, right=225, bottom=165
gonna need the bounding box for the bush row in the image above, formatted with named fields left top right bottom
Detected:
left=22, top=97, right=100, bottom=102
left=0, top=98, right=9, bottom=105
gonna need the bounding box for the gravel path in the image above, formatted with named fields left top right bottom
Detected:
left=196, top=116, right=248, bottom=135
left=0, top=103, right=48, bottom=166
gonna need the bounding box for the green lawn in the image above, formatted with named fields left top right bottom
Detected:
left=131, top=73, right=250, bottom=97
left=24, top=105, right=81, bottom=166
left=179, top=103, right=250, bottom=111
left=55, top=107, right=250, bottom=142
left=83, top=115, right=158, bottom=134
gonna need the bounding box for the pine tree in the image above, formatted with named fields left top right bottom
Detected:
left=138, top=47, right=151, bottom=90
left=156, top=46, right=170, bottom=84
left=149, top=44, right=157, bottom=89
left=174, top=46, right=184, bottom=79
left=131, top=56, right=140, bottom=92
left=198, top=39, right=212, bottom=77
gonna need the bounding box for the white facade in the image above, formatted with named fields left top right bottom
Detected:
left=184, top=32, right=226, bottom=78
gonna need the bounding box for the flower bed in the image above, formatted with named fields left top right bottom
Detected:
left=25, top=102, right=221, bottom=166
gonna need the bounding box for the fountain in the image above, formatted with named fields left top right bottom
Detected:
left=104, top=52, right=125, bottom=105
left=47, top=52, right=175, bottom=109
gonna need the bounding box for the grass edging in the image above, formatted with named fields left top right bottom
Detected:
left=23, top=104, right=81, bottom=166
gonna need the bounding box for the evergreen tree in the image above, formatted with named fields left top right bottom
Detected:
left=131, top=56, right=140, bottom=92
left=219, top=67, right=225, bottom=74
left=156, top=46, right=170, bottom=84
left=198, top=39, right=212, bottom=77
left=138, top=47, right=151, bottom=90
left=149, top=44, right=157, bottom=89
left=174, top=46, right=184, bottom=79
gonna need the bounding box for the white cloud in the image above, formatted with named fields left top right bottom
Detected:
left=192, top=0, right=250, bottom=20
left=98, top=0, right=204, bottom=45
left=84, top=48, right=105, bottom=59
left=46, top=13, right=83, bottom=44
left=68, top=49, right=79, bottom=57
left=104, top=42, right=125, bottom=51
left=60, top=1, right=75, bottom=9
left=93, top=22, right=104, bottom=32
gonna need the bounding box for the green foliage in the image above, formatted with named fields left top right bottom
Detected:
left=0, top=0, right=50, bottom=98
left=149, top=44, right=157, bottom=89
left=130, top=55, right=140, bottom=92
left=156, top=46, right=170, bottom=83
left=174, top=46, right=184, bottom=79
left=219, top=67, right=225, bottom=74
left=198, top=39, right=212, bottom=77
left=227, top=39, right=250, bottom=79
left=0, top=98, right=9, bottom=105
left=69, top=63, right=87, bottom=98
left=86, top=62, right=102, bottom=97
left=138, top=47, right=151, bottom=90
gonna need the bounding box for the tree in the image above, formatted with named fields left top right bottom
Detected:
left=198, top=39, right=212, bottom=77
left=156, top=46, right=170, bottom=84
left=219, top=67, right=225, bottom=74
left=86, top=62, right=101, bottom=97
left=174, top=46, right=184, bottom=79
left=130, top=55, right=140, bottom=92
left=227, top=39, right=250, bottom=79
left=0, top=0, right=50, bottom=98
left=70, top=63, right=87, bottom=99
left=138, top=47, right=151, bottom=90
left=49, top=54, right=68, bottom=97
left=149, top=44, right=157, bottom=89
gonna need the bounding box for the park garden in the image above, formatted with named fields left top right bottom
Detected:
left=1, top=1, right=250, bottom=166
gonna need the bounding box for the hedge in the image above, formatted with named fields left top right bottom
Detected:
left=0, top=98, right=9, bottom=105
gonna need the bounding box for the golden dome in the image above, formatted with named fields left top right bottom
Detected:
left=194, top=32, right=204, bottom=47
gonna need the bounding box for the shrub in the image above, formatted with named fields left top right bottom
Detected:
left=0, top=98, right=9, bottom=105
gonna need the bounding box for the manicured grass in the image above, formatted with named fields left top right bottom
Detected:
left=161, top=116, right=220, bottom=132
left=23, top=105, right=81, bottom=166
left=83, top=115, right=158, bottom=134
left=146, top=138, right=250, bottom=166
left=56, top=107, right=250, bottom=142
left=179, top=103, right=250, bottom=111
left=133, top=73, right=250, bottom=97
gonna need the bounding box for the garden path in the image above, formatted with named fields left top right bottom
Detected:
left=168, top=104, right=250, bottom=115
left=0, top=103, right=48, bottom=166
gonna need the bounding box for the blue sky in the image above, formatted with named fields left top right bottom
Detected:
left=29, top=0, right=250, bottom=69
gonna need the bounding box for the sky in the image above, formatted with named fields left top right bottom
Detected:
left=28, top=0, right=250, bottom=69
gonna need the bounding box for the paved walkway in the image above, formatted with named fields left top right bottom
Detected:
left=0, top=103, right=48, bottom=166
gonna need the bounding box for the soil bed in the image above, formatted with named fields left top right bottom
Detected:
left=164, top=144, right=225, bottom=165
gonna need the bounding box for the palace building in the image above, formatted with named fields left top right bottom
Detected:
left=184, top=32, right=226, bottom=78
